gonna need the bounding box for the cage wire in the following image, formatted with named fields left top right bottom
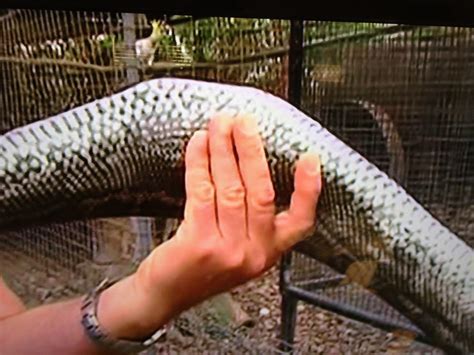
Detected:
left=0, top=10, right=296, bottom=354
left=299, top=21, right=474, bottom=244
left=280, top=20, right=473, bottom=352
left=0, top=9, right=472, bottom=354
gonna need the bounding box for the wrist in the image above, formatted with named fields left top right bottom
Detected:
left=80, top=276, right=168, bottom=354
left=132, top=236, right=199, bottom=317
left=96, top=273, right=174, bottom=341
left=95, top=234, right=207, bottom=342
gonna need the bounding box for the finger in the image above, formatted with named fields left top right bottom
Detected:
left=232, top=115, right=275, bottom=243
left=183, top=130, right=218, bottom=236
left=208, top=114, right=247, bottom=242
left=274, top=152, right=322, bottom=251
left=288, top=152, right=321, bottom=222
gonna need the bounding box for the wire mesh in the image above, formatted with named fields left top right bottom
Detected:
left=282, top=21, right=474, bottom=352
left=300, top=23, right=474, bottom=244
left=0, top=9, right=472, bottom=353
left=0, top=218, right=160, bottom=307
left=0, top=11, right=295, bottom=354
left=288, top=254, right=422, bottom=333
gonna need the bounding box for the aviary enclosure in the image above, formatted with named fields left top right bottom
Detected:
left=0, top=9, right=473, bottom=354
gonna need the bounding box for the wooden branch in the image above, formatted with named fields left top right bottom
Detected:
left=0, top=24, right=415, bottom=76
left=0, top=56, right=119, bottom=72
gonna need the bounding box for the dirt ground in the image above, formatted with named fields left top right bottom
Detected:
left=1, top=253, right=444, bottom=354
left=152, top=266, right=443, bottom=354
left=0, top=215, right=448, bottom=354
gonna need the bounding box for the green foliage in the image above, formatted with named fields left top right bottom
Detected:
left=98, top=34, right=116, bottom=49
left=172, top=17, right=290, bottom=62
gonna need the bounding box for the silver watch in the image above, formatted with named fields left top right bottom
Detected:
left=81, top=277, right=167, bottom=354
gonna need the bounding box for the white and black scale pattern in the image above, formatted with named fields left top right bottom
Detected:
left=0, top=78, right=472, bottom=354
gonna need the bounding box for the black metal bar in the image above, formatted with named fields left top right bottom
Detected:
left=279, top=252, right=293, bottom=288
left=280, top=292, right=298, bottom=353
left=287, top=19, right=304, bottom=106
left=13, top=0, right=474, bottom=28
left=278, top=20, right=304, bottom=354
left=293, top=275, right=345, bottom=290
left=279, top=251, right=295, bottom=354
left=285, top=284, right=433, bottom=346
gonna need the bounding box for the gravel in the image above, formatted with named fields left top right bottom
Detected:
left=0, top=213, right=450, bottom=355
left=151, top=265, right=443, bottom=354
left=0, top=252, right=444, bottom=354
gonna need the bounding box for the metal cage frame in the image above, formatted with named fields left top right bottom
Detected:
left=277, top=20, right=436, bottom=353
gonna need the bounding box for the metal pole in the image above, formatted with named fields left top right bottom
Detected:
left=122, top=12, right=139, bottom=84
left=279, top=19, right=304, bottom=354
left=287, top=20, right=304, bottom=106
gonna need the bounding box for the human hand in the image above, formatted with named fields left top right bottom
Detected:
left=99, top=114, right=321, bottom=340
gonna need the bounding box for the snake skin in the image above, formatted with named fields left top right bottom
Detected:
left=0, top=78, right=472, bottom=353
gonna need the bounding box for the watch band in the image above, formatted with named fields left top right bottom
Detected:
left=81, top=277, right=167, bottom=354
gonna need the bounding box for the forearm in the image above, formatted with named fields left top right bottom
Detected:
left=0, top=296, right=111, bottom=355
left=0, top=273, right=173, bottom=355
left=0, top=278, right=171, bottom=355
left=0, top=277, right=26, bottom=318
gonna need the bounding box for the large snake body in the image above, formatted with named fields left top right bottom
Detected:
left=0, top=78, right=472, bottom=353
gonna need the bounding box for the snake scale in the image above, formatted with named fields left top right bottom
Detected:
left=0, top=78, right=472, bottom=353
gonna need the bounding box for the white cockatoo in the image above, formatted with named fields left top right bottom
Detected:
left=135, top=20, right=165, bottom=66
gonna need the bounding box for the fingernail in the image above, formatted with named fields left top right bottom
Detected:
left=301, top=152, right=320, bottom=175
left=239, top=115, right=258, bottom=135
left=209, top=114, right=231, bottom=134
left=193, top=130, right=208, bottom=140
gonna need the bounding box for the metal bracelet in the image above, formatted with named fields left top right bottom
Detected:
left=81, top=277, right=167, bottom=354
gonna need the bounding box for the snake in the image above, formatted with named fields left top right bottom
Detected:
left=0, top=77, right=472, bottom=354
